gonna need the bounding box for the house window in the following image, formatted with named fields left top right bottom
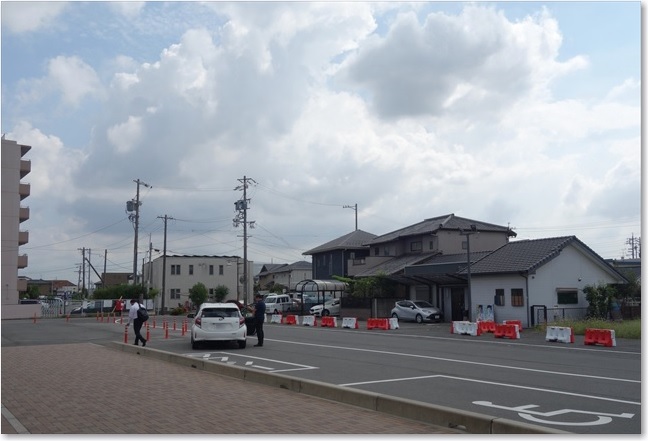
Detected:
left=170, top=288, right=181, bottom=299
left=189, top=265, right=194, bottom=275
left=462, top=241, right=468, bottom=250
left=511, top=288, right=524, bottom=307
left=495, top=289, right=505, bottom=306
left=171, top=264, right=181, bottom=275
left=384, top=247, right=391, bottom=256
left=349, top=252, right=355, bottom=260
left=410, top=241, right=422, bottom=252
left=219, top=265, right=224, bottom=275
left=557, top=289, right=578, bottom=304
left=209, top=265, right=214, bottom=275
left=374, top=247, right=379, bottom=256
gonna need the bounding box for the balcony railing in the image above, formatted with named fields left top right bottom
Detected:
left=18, top=230, right=29, bottom=245
left=19, top=206, right=29, bottom=222
left=19, top=183, right=30, bottom=200
left=17, top=254, right=28, bottom=268
left=20, top=159, right=31, bottom=178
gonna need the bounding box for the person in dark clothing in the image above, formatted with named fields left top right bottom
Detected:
left=253, top=294, right=266, bottom=347
left=126, top=298, right=147, bottom=346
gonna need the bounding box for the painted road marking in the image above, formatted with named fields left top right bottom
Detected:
left=269, top=339, right=639, bottom=384
left=338, top=374, right=640, bottom=405
left=473, top=401, right=634, bottom=426
left=184, top=351, right=318, bottom=373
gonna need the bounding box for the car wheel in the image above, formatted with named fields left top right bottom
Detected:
left=238, top=340, right=247, bottom=349
left=274, top=309, right=279, bottom=314
left=322, top=309, right=330, bottom=316
left=391, top=313, right=399, bottom=320
left=415, top=314, right=423, bottom=324
left=191, top=336, right=199, bottom=350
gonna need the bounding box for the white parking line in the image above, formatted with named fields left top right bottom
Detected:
left=186, top=351, right=318, bottom=373
left=338, top=374, right=640, bottom=406
left=265, top=339, right=639, bottom=384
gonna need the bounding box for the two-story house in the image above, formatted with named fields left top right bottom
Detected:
left=303, top=229, right=377, bottom=279
left=256, top=260, right=312, bottom=292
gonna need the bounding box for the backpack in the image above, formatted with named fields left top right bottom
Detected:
left=137, top=304, right=149, bottom=322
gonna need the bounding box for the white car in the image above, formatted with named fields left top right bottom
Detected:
left=190, top=303, right=247, bottom=349
left=309, top=298, right=341, bottom=317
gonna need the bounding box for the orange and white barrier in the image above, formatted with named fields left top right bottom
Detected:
left=367, top=318, right=390, bottom=330
left=503, top=320, right=523, bottom=332
left=389, top=317, right=399, bottom=329
left=494, top=323, right=520, bottom=339
left=342, top=317, right=358, bottom=329
left=320, top=316, right=337, bottom=327
left=545, top=326, right=574, bottom=343
left=584, top=328, right=616, bottom=347
left=478, top=321, right=497, bottom=333
left=282, top=315, right=299, bottom=325
left=302, top=315, right=317, bottom=327
left=452, top=321, right=480, bottom=336
left=270, top=314, right=282, bottom=324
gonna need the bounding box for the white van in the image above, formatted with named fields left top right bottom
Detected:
left=264, top=294, right=293, bottom=314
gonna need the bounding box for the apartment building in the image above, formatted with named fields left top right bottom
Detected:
left=2, top=136, right=32, bottom=318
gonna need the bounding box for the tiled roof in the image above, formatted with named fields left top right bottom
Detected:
left=365, top=214, right=516, bottom=245
left=462, top=236, right=587, bottom=275
left=258, top=260, right=311, bottom=275
left=355, top=252, right=440, bottom=277
left=303, top=229, right=377, bottom=255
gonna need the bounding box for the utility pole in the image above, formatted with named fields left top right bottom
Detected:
left=343, top=204, right=358, bottom=230
left=103, top=249, right=107, bottom=288
left=157, top=215, right=173, bottom=314
left=459, top=225, right=477, bottom=321
left=78, top=247, right=86, bottom=297
left=234, top=176, right=256, bottom=305
left=128, top=179, right=151, bottom=295
left=626, top=233, right=641, bottom=259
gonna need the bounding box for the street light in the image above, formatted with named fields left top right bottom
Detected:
left=460, top=224, right=477, bottom=321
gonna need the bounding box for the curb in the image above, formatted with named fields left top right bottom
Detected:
left=107, top=342, right=569, bottom=434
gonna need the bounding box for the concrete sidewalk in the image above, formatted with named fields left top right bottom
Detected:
left=1, top=343, right=460, bottom=435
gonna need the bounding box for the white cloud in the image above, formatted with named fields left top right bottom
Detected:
left=47, top=56, right=104, bottom=107
left=107, top=1, right=145, bottom=19
left=1, top=1, right=67, bottom=33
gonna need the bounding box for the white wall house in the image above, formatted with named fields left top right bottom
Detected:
left=463, top=236, right=627, bottom=328
left=143, top=255, right=254, bottom=312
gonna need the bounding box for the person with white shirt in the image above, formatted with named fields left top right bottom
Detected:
left=126, top=298, right=147, bottom=346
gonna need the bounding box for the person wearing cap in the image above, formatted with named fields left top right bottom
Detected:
left=126, top=298, right=147, bottom=346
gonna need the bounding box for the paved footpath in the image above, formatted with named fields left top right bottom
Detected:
left=1, top=343, right=460, bottom=435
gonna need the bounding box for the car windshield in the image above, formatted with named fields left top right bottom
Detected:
left=201, top=308, right=239, bottom=318
left=413, top=301, right=433, bottom=308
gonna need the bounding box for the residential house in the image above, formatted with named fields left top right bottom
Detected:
left=303, top=229, right=377, bottom=279
left=26, top=279, right=77, bottom=298
left=256, top=261, right=312, bottom=292
left=143, top=255, right=253, bottom=312
left=407, top=236, right=627, bottom=327
left=2, top=136, right=32, bottom=319
left=356, top=214, right=515, bottom=304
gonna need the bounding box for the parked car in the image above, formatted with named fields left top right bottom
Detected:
left=309, top=298, right=341, bottom=317
left=390, top=300, right=443, bottom=323
left=69, top=302, right=105, bottom=315
left=190, top=302, right=247, bottom=349
left=264, top=294, right=294, bottom=314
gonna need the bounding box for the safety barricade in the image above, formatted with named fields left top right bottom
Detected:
left=282, top=315, right=299, bottom=325
left=302, top=315, right=317, bottom=327
left=320, top=316, right=337, bottom=328
left=494, top=323, right=520, bottom=339
left=367, top=318, right=390, bottom=330
left=389, top=317, right=399, bottom=330
left=503, top=320, right=523, bottom=332
left=270, top=314, right=282, bottom=324
left=452, top=321, right=480, bottom=336
left=342, top=317, right=359, bottom=329
left=545, top=326, right=574, bottom=343
left=478, top=321, right=497, bottom=333
left=584, top=328, right=616, bottom=347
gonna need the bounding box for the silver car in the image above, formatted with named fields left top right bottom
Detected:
left=390, top=300, right=443, bottom=323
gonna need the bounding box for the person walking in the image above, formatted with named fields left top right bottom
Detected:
left=253, top=294, right=266, bottom=347
left=126, top=298, right=147, bottom=346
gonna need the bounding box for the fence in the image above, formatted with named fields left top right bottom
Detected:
left=532, top=306, right=588, bottom=326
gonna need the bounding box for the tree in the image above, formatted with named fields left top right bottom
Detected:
left=92, top=284, right=157, bottom=301
left=189, top=283, right=208, bottom=310
left=26, top=285, right=40, bottom=299
left=583, top=282, right=617, bottom=319
left=213, top=285, right=229, bottom=302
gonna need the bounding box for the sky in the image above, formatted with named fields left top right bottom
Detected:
left=1, top=1, right=642, bottom=287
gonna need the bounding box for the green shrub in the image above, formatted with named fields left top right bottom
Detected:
left=537, top=318, right=641, bottom=339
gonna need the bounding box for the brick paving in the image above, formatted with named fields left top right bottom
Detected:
left=1, top=343, right=459, bottom=435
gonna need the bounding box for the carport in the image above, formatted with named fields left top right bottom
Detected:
left=294, top=279, right=348, bottom=314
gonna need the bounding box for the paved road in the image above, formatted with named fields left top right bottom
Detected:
left=2, top=316, right=639, bottom=434
left=1, top=317, right=461, bottom=435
